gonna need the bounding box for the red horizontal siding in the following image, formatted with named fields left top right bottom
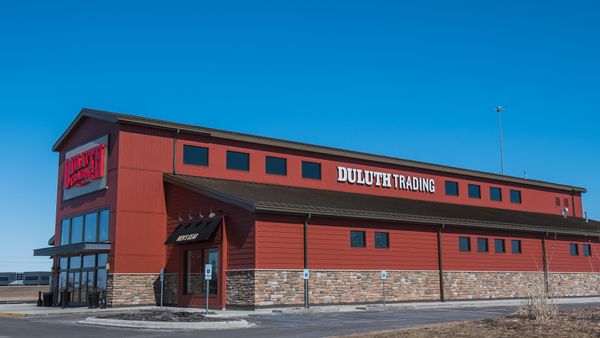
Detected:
left=546, top=235, right=600, bottom=273
left=442, top=227, right=544, bottom=272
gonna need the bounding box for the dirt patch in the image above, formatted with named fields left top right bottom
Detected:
left=98, top=310, right=227, bottom=322
left=345, top=308, right=600, bottom=338
left=0, top=286, right=47, bottom=302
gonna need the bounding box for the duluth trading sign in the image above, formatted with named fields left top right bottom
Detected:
left=337, top=166, right=436, bottom=193
left=63, top=135, right=109, bottom=200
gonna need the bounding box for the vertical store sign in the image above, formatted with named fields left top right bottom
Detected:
left=63, top=135, right=109, bottom=200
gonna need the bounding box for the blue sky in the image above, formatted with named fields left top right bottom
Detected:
left=0, top=1, right=598, bottom=271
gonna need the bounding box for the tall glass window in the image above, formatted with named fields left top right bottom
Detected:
left=60, top=219, right=70, bottom=245
left=226, top=151, right=250, bottom=171
left=84, top=212, right=97, bottom=242
left=70, top=216, right=84, bottom=244
left=98, top=209, right=110, bottom=242
left=207, top=248, right=219, bottom=295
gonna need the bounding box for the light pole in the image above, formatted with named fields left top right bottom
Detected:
left=494, top=106, right=505, bottom=175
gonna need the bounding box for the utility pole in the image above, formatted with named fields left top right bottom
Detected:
left=494, top=106, right=505, bottom=175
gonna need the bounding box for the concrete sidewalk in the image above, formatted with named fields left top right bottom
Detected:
left=2, top=297, right=600, bottom=318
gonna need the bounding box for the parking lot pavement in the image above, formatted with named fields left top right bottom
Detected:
left=0, top=303, right=598, bottom=338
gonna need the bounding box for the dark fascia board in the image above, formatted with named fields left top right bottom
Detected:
left=254, top=204, right=600, bottom=237
left=33, top=242, right=111, bottom=257
left=54, top=108, right=586, bottom=193
left=163, top=174, right=256, bottom=212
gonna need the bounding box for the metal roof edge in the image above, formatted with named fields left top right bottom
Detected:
left=52, top=108, right=120, bottom=151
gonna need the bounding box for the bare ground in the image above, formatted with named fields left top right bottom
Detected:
left=345, top=308, right=600, bottom=338
left=0, top=286, right=48, bottom=302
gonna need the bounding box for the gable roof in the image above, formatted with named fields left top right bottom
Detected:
left=53, top=108, right=586, bottom=193
left=164, top=174, right=600, bottom=237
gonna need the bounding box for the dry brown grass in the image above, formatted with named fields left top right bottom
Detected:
left=0, top=286, right=48, bottom=302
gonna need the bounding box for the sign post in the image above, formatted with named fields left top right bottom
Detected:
left=204, top=264, right=212, bottom=314
left=159, top=268, right=164, bottom=309
left=303, top=269, right=310, bottom=309
left=381, top=270, right=387, bottom=307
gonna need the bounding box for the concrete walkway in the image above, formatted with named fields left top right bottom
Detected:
left=2, top=297, right=600, bottom=318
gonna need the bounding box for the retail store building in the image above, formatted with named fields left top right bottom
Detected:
left=34, top=108, right=600, bottom=308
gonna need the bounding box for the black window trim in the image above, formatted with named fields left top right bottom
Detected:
left=468, top=184, right=481, bottom=199
left=60, top=207, right=111, bottom=245
left=445, top=180, right=459, bottom=196
left=510, top=189, right=522, bottom=204
left=374, top=232, right=390, bottom=249
left=226, top=150, right=250, bottom=172
left=511, top=239, right=522, bottom=254
left=570, top=243, right=579, bottom=256
left=265, top=155, right=287, bottom=176
left=494, top=238, right=506, bottom=253
left=459, top=236, right=471, bottom=252
left=301, top=161, right=322, bottom=180
left=350, top=230, right=366, bottom=248
left=182, top=144, right=209, bottom=167
left=490, top=187, right=503, bottom=202
left=477, top=237, right=489, bottom=253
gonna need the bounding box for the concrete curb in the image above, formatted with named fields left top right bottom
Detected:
left=77, top=317, right=252, bottom=330
left=0, top=312, right=27, bottom=318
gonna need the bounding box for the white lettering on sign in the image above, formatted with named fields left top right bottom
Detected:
left=176, top=233, right=199, bottom=242
left=337, top=166, right=436, bottom=193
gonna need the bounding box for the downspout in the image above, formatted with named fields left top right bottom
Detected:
left=304, top=213, right=311, bottom=309
left=437, top=224, right=445, bottom=302
left=173, top=128, right=180, bottom=174
left=541, top=232, right=549, bottom=294
left=571, top=188, right=577, bottom=217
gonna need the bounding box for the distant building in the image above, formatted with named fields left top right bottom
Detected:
left=0, top=272, right=50, bottom=286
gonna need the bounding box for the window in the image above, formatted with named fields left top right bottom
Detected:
left=0, top=277, right=8, bottom=282
left=375, top=232, right=390, bottom=248
left=510, top=190, right=522, bottom=204
left=570, top=243, right=579, bottom=256
left=183, top=145, right=209, bottom=166
left=265, top=156, right=287, bottom=176
left=69, top=256, right=81, bottom=269
left=459, top=237, right=471, bottom=252
left=511, top=240, right=522, bottom=254
left=477, top=238, right=489, bottom=252
left=97, top=253, right=108, bottom=268
left=70, top=216, right=84, bottom=244
left=468, top=184, right=481, bottom=199
left=555, top=197, right=561, bottom=206
left=83, top=255, right=96, bottom=268
left=583, top=244, right=592, bottom=257
left=302, top=161, right=321, bottom=180
left=445, top=181, right=459, bottom=196
left=350, top=231, right=366, bottom=248
left=490, top=187, right=502, bottom=201
left=495, top=239, right=506, bottom=253
left=226, top=151, right=250, bottom=171
left=564, top=198, right=569, bottom=208
left=98, top=209, right=110, bottom=242
left=60, top=219, right=70, bottom=245
left=25, top=276, right=38, bottom=281
left=84, top=212, right=97, bottom=242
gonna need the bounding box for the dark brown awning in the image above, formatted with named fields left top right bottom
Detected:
left=164, top=174, right=600, bottom=237
left=165, top=216, right=222, bottom=245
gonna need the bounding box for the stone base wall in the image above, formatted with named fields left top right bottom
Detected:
left=226, top=270, right=255, bottom=306
left=107, top=273, right=178, bottom=307
left=549, top=273, right=600, bottom=297
left=443, top=271, right=544, bottom=300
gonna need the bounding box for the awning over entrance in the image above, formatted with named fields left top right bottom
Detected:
left=165, top=216, right=222, bottom=245
left=33, top=242, right=111, bottom=257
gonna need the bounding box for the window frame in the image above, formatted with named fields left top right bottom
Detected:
left=374, top=232, right=390, bottom=249
left=459, top=237, right=471, bottom=252
left=226, top=150, right=250, bottom=171
left=583, top=244, right=592, bottom=257
left=301, top=161, right=322, bottom=180
left=510, top=190, right=522, bottom=204
left=494, top=239, right=506, bottom=253
left=468, top=184, right=481, bottom=199
left=511, top=240, right=522, bottom=254
left=445, top=181, right=459, bottom=196
left=265, top=156, right=287, bottom=176
left=350, top=231, right=366, bottom=248
left=477, top=237, right=489, bottom=252
left=570, top=243, right=579, bottom=256
left=489, top=187, right=502, bottom=202
left=182, top=144, right=209, bottom=167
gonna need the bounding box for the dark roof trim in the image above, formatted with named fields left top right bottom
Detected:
left=54, top=108, right=586, bottom=193
left=33, top=242, right=111, bottom=257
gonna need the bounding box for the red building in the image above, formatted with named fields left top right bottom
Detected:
left=35, top=108, right=600, bottom=308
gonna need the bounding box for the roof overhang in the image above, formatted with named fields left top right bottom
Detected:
left=33, top=242, right=111, bottom=257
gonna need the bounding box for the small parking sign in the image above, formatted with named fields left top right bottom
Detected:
left=205, top=264, right=212, bottom=280
left=303, top=269, right=310, bottom=280
left=381, top=270, right=388, bottom=280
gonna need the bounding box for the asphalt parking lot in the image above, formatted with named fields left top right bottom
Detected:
left=1, top=303, right=599, bottom=338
